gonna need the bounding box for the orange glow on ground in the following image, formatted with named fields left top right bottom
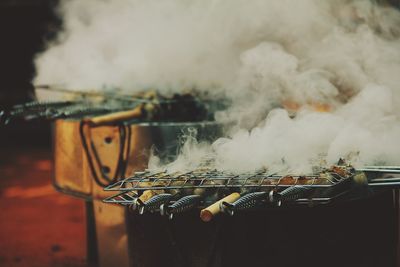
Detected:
left=0, top=148, right=87, bottom=267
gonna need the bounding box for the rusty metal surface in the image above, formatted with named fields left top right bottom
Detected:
left=53, top=119, right=92, bottom=197
left=53, top=120, right=152, bottom=199
left=88, top=125, right=153, bottom=267
left=53, top=119, right=148, bottom=267
left=53, top=120, right=221, bottom=200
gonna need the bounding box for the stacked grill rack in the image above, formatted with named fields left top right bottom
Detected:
left=1, top=87, right=226, bottom=125
left=1, top=99, right=136, bottom=124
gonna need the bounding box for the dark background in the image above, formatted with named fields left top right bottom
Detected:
left=0, top=0, right=60, bottom=148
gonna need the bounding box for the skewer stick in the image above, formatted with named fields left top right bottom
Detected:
left=200, top=192, right=240, bottom=222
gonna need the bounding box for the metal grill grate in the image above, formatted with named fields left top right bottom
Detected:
left=102, top=166, right=356, bottom=211
left=103, top=191, right=138, bottom=205
left=104, top=168, right=351, bottom=192
left=102, top=166, right=400, bottom=216
left=103, top=188, right=349, bottom=207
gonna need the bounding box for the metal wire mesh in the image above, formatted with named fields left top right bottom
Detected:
left=104, top=168, right=350, bottom=192
left=103, top=191, right=138, bottom=205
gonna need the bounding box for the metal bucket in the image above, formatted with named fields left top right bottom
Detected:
left=52, top=119, right=223, bottom=267
left=53, top=120, right=222, bottom=197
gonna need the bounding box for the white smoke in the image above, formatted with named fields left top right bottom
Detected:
left=35, top=0, right=400, bottom=173
left=213, top=84, right=400, bottom=173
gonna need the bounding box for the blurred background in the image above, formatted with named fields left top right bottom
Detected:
left=0, top=1, right=86, bottom=266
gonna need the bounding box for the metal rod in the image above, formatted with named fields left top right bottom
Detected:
left=368, top=182, right=400, bottom=187
left=361, top=166, right=400, bottom=170
left=357, top=169, right=400, bottom=173
left=370, top=177, right=400, bottom=183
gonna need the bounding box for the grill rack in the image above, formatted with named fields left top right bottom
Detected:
left=103, top=188, right=350, bottom=207
left=103, top=168, right=354, bottom=207
left=104, top=168, right=351, bottom=192
left=103, top=191, right=138, bottom=205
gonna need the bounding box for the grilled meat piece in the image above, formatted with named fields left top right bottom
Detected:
left=279, top=175, right=297, bottom=185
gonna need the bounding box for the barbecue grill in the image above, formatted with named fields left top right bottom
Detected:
left=1, top=87, right=229, bottom=266
left=99, top=167, right=400, bottom=267
left=98, top=145, right=400, bottom=266
left=103, top=164, right=400, bottom=215
left=99, top=139, right=400, bottom=267
left=4, top=88, right=400, bottom=267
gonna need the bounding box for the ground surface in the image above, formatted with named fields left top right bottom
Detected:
left=0, top=148, right=87, bottom=267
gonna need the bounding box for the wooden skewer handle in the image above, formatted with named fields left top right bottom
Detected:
left=138, top=190, right=159, bottom=203
left=86, top=106, right=143, bottom=126
left=200, top=192, right=240, bottom=222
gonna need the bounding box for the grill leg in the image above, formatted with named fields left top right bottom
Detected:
left=86, top=200, right=99, bottom=267
left=393, top=189, right=400, bottom=267
left=93, top=200, right=130, bottom=267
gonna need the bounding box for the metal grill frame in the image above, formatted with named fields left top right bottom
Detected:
left=104, top=168, right=351, bottom=192
left=103, top=168, right=355, bottom=207
left=103, top=191, right=138, bottom=205
left=103, top=187, right=351, bottom=207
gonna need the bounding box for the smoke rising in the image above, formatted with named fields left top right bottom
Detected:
left=35, top=0, right=400, bottom=173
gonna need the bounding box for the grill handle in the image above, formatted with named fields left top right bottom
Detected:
left=221, top=191, right=268, bottom=216
left=161, top=195, right=202, bottom=220
left=200, top=192, right=240, bottom=222
left=86, top=105, right=143, bottom=126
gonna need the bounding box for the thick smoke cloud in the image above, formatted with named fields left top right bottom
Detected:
left=35, top=0, right=400, bottom=173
